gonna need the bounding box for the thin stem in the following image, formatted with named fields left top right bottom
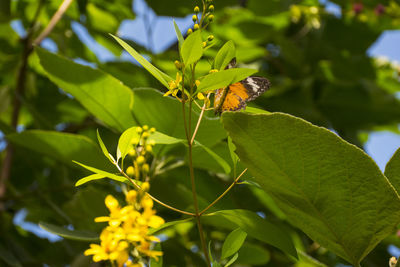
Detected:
left=190, top=93, right=210, bottom=145
left=199, top=168, right=248, bottom=216
left=118, top=167, right=195, bottom=216
left=32, top=0, right=75, bottom=46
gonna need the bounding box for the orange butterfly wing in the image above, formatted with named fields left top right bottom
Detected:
left=214, top=82, right=249, bottom=113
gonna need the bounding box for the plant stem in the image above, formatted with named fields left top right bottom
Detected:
left=118, top=167, right=195, bottom=216
left=191, top=93, right=210, bottom=145
left=199, top=168, right=248, bottom=216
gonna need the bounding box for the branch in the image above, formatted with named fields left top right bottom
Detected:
left=32, top=0, right=75, bottom=46
left=199, top=168, right=248, bottom=216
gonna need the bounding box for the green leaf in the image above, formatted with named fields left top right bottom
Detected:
left=75, top=173, right=106, bottom=187
left=181, top=30, right=203, bottom=66
left=97, top=129, right=114, bottom=163
left=118, top=126, right=140, bottom=162
left=149, top=242, right=163, bottom=267
left=227, top=136, right=238, bottom=166
left=244, top=106, right=271, bottom=114
left=203, top=209, right=297, bottom=258
left=36, top=47, right=135, bottom=132
left=236, top=243, right=270, bottom=265
left=385, top=148, right=400, bottom=195
left=196, top=68, right=257, bottom=93
left=195, top=141, right=231, bottom=174
left=111, top=35, right=172, bottom=88
left=224, top=253, right=238, bottom=267
left=73, top=161, right=128, bottom=184
left=39, top=222, right=99, bottom=242
left=208, top=241, right=214, bottom=262
left=221, top=228, right=247, bottom=259
left=150, top=131, right=185, bottom=145
left=6, top=130, right=114, bottom=171
left=222, top=112, right=400, bottom=265
left=173, top=19, right=184, bottom=51
left=214, top=40, right=236, bottom=71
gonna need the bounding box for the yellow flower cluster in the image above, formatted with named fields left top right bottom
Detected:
left=84, top=189, right=165, bottom=266
left=126, top=126, right=156, bottom=181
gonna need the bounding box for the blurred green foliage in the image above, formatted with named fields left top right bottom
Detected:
left=1, top=0, right=400, bottom=266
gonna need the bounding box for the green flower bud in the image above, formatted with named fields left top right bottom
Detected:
left=207, top=35, right=214, bottom=41
left=208, top=14, right=214, bottom=22
left=142, top=132, right=150, bottom=139
left=192, top=15, right=197, bottom=22
left=142, top=125, right=149, bottom=131
left=194, top=6, right=200, bottom=13
left=187, top=28, right=193, bottom=35
left=149, top=127, right=156, bottom=133
left=136, top=127, right=143, bottom=133
left=194, top=24, right=200, bottom=30
left=209, top=5, right=214, bottom=12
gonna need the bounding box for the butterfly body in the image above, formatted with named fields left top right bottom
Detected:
left=213, top=59, right=270, bottom=114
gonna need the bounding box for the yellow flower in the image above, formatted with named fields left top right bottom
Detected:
left=138, top=241, right=163, bottom=261
left=84, top=229, right=129, bottom=266
left=94, top=195, right=134, bottom=227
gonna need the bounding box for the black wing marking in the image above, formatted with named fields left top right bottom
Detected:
left=225, top=57, right=237, bottom=70
left=241, top=76, right=271, bottom=101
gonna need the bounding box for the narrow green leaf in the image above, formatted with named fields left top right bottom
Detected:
left=75, top=173, right=106, bottom=187
left=222, top=112, right=400, bottom=265
left=111, top=35, right=172, bottom=88
left=195, top=141, right=231, bottom=174
left=214, top=40, right=236, bottom=71
left=203, top=209, right=297, bottom=258
left=97, top=129, right=114, bottom=163
left=221, top=228, right=247, bottom=259
left=181, top=30, right=203, bottom=65
left=224, top=253, right=239, bottom=267
left=73, top=161, right=128, bottom=184
left=173, top=19, right=184, bottom=51
left=39, top=222, right=99, bottom=242
left=213, top=261, right=222, bottom=267
left=208, top=241, right=214, bottom=262
left=118, top=126, right=140, bottom=162
left=36, top=47, right=135, bottom=132
left=149, top=243, right=163, bottom=267
left=196, top=68, right=257, bottom=93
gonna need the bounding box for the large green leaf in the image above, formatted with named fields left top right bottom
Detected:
left=36, top=47, right=135, bottom=132
left=6, top=130, right=113, bottom=171
left=222, top=112, right=400, bottom=266
left=385, top=148, right=400, bottom=195
left=202, top=209, right=297, bottom=259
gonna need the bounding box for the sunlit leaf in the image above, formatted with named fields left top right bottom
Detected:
left=181, top=30, right=203, bottom=66
left=214, top=40, right=236, bottom=71
left=196, top=68, right=257, bottom=93
left=75, top=173, right=106, bottom=187
left=222, top=112, right=400, bottom=265
left=221, top=228, right=247, bottom=259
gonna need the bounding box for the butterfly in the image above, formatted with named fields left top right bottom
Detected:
left=213, top=58, right=270, bottom=115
